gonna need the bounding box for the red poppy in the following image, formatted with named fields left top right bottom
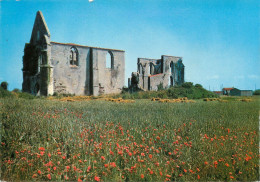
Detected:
left=38, top=147, right=45, bottom=151
left=32, top=174, right=37, bottom=178
left=140, top=174, right=144, bottom=179
left=37, top=170, right=41, bottom=175
left=110, top=162, right=116, bottom=168
left=47, top=174, right=51, bottom=180
left=94, top=176, right=100, bottom=181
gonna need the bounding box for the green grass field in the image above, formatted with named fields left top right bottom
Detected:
left=0, top=97, right=259, bottom=181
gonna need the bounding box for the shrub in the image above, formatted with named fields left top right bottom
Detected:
left=1, top=81, right=8, bottom=90
left=18, top=92, right=35, bottom=99
left=182, top=82, right=193, bottom=88
left=12, top=88, right=21, bottom=93
left=195, top=84, right=203, bottom=88
left=0, top=87, right=13, bottom=98
left=157, top=82, right=164, bottom=91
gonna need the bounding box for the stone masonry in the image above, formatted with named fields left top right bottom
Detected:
left=22, top=11, right=125, bottom=96
left=129, top=55, right=185, bottom=91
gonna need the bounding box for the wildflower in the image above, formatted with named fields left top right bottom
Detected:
left=214, top=161, right=218, bottom=168
left=230, top=176, right=234, bottom=179
left=48, top=153, right=51, bottom=157
left=204, top=161, right=208, bottom=165
left=62, top=156, right=66, bottom=160
left=149, top=170, right=154, bottom=175
left=47, top=174, right=51, bottom=180
left=225, top=163, right=229, bottom=167
left=32, top=174, right=37, bottom=178
left=110, top=162, right=116, bottom=168
left=64, top=175, right=69, bottom=180
left=66, top=166, right=70, bottom=171
left=166, top=174, right=171, bottom=178
left=141, top=153, right=145, bottom=156
left=39, top=147, right=45, bottom=151
left=78, top=177, right=82, bottom=182
left=40, top=151, right=45, bottom=156
left=94, top=176, right=100, bottom=181
left=198, top=175, right=200, bottom=179
left=183, top=169, right=187, bottom=173
left=149, top=154, right=153, bottom=159
left=159, top=171, right=163, bottom=176
left=101, top=156, right=105, bottom=160
left=53, top=166, right=57, bottom=170
left=140, top=174, right=144, bottom=179
left=109, top=150, right=114, bottom=155
left=37, top=170, right=41, bottom=175
left=104, top=164, right=109, bottom=168
left=128, top=152, right=132, bottom=157
left=87, top=165, right=91, bottom=172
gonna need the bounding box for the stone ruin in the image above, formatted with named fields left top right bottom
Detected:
left=22, top=11, right=185, bottom=96
left=22, top=11, right=125, bottom=96
left=129, top=55, right=185, bottom=91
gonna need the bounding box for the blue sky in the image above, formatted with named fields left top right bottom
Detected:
left=0, top=0, right=259, bottom=91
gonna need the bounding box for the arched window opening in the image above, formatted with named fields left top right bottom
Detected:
left=70, top=47, right=79, bottom=66
left=169, top=76, right=173, bottom=87
left=170, top=62, right=174, bottom=74
left=149, top=63, right=154, bottom=75
left=106, top=51, right=114, bottom=69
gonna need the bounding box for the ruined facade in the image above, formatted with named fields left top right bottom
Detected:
left=22, top=11, right=125, bottom=96
left=129, top=55, right=184, bottom=91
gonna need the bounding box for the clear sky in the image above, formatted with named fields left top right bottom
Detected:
left=0, top=0, right=259, bottom=91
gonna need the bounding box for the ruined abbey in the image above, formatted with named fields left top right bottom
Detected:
left=129, top=56, right=184, bottom=91
left=22, top=11, right=184, bottom=96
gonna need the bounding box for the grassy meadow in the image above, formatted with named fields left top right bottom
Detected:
left=0, top=96, right=259, bottom=181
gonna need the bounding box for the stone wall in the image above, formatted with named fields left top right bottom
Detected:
left=50, top=43, right=125, bottom=96
left=92, top=49, right=125, bottom=96
left=51, top=43, right=90, bottom=95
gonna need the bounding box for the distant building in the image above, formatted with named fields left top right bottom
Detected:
left=222, top=88, right=234, bottom=96
left=213, top=91, right=223, bottom=96
left=240, top=90, right=253, bottom=97
left=222, top=87, right=253, bottom=96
